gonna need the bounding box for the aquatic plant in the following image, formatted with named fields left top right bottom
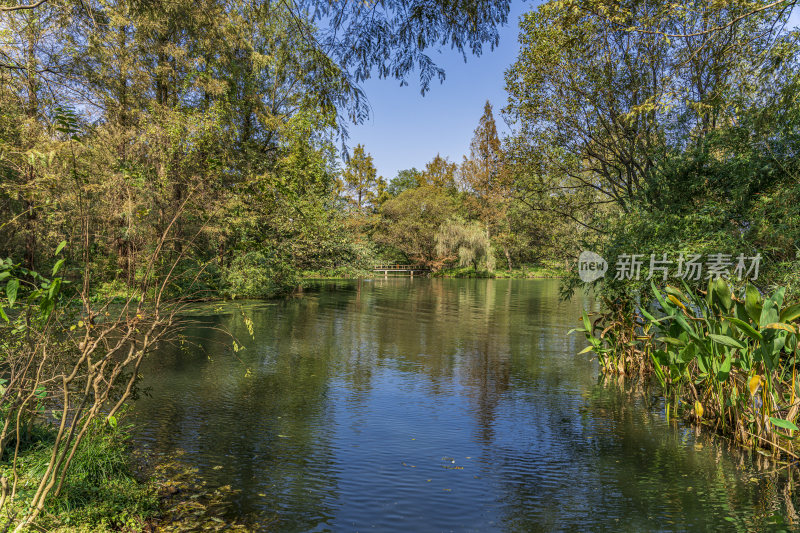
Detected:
left=575, top=278, right=800, bottom=457
left=571, top=299, right=654, bottom=377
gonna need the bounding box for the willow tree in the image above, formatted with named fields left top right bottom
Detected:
left=435, top=218, right=494, bottom=271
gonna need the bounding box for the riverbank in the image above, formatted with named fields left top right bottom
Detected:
left=301, top=263, right=567, bottom=280
left=1, top=424, right=255, bottom=532
left=0, top=423, right=156, bottom=532
left=433, top=264, right=566, bottom=279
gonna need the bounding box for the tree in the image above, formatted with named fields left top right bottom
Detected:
left=435, top=218, right=494, bottom=271
left=460, top=101, right=514, bottom=268
left=504, top=0, right=800, bottom=298
left=386, top=168, right=423, bottom=197
left=341, top=144, right=379, bottom=210
left=421, top=154, right=458, bottom=190
left=504, top=0, right=791, bottom=214
left=460, top=101, right=507, bottom=196
left=374, top=186, right=457, bottom=266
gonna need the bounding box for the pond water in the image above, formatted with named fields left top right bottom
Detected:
left=131, top=279, right=800, bottom=531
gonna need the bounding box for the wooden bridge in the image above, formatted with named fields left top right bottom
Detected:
left=372, top=263, right=431, bottom=278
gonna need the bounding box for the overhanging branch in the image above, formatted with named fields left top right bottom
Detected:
left=0, top=0, right=48, bottom=12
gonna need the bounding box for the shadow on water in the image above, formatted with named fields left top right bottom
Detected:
left=132, top=279, right=800, bottom=531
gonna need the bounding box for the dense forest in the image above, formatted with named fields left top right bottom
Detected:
left=2, top=0, right=800, bottom=529
left=0, top=0, right=520, bottom=302
left=4, top=0, right=796, bottom=300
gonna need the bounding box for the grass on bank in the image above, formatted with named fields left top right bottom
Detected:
left=1, top=422, right=256, bottom=532
left=302, top=263, right=567, bottom=280
left=2, top=423, right=159, bottom=532
left=434, top=264, right=566, bottom=279
left=300, top=266, right=373, bottom=279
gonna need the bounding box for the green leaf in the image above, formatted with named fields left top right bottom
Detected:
left=724, top=316, right=762, bottom=341
left=6, top=278, right=19, bottom=308
left=674, top=312, right=701, bottom=341
left=697, top=353, right=708, bottom=374
left=581, top=310, right=591, bottom=334
left=650, top=351, right=666, bottom=388
left=651, top=281, right=675, bottom=315
left=708, top=334, right=746, bottom=350
left=745, top=284, right=762, bottom=323
left=711, top=278, right=732, bottom=312
left=0, top=306, right=7, bottom=323
left=780, top=303, right=800, bottom=324
left=52, top=258, right=65, bottom=276
left=55, top=240, right=67, bottom=256
left=658, top=336, right=686, bottom=347
left=664, top=286, right=688, bottom=302
left=717, top=351, right=732, bottom=381
left=769, top=417, right=799, bottom=432
left=639, top=307, right=662, bottom=323
left=760, top=288, right=785, bottom=328
left=48, top=278, right=61, bottom=300
left=679, top=343, right=697, bottom=364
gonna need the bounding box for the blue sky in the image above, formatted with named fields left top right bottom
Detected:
left=345, top=1, right=531, bottom=181
left=346, top=2, right=800, bottom=182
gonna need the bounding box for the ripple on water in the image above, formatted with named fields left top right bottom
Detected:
left=132, top=280, right=798, bottom=531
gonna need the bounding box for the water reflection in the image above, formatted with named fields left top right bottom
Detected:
left=133, top=279, right=800, bottom=531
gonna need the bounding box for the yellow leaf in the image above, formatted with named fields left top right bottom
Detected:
left=668, top=294, right=687, bottom=311
left=694, top=400, right=704, bottom=419
left=764, top=322, right=796, bottom=334
left=749, top=375, right=762, bottom=397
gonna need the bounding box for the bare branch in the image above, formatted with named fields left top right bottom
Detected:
left=0, top=0, right=48, bottom=13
